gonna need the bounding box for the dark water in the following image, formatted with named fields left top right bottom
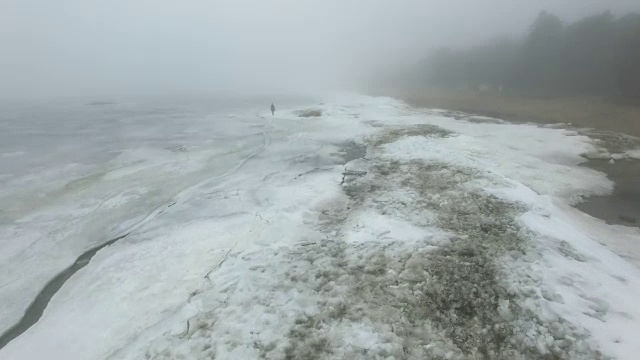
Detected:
left=576, top=159, right=640, bottom=226
left=0, top=233, right=129, bottom=350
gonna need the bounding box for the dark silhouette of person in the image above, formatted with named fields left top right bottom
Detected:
left=271, top=103, right=275, bottom=116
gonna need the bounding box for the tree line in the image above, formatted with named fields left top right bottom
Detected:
left=413, top=11, right=640, bottom=98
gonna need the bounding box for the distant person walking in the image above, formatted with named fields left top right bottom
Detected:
left=271, top=103, right=275, bottom=116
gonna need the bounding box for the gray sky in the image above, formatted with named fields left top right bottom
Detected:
left=1, top=0, right=638, bottom=98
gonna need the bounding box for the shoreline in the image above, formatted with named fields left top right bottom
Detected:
left=386, top=90, right=640, bottom=228
left=576, top=159, right=640, bottom=227
left=386, top=89, right=640, bottom=138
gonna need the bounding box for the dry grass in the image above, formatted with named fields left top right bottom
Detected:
left=383, top=88, right=640, bottom=137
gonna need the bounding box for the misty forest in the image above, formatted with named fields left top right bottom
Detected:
left=410, top=11, right=640, bottom=99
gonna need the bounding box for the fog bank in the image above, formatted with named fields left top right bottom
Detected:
left=1, top=0, right=638, bottom=98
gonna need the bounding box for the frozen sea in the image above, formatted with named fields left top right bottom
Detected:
left=0, top=94, right=311, bottom=343
left=1, top=94, right=640, bottom=359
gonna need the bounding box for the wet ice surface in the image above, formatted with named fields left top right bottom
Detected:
left=2, top=95, right=640, bottom=359
left=0, top=95, right=309, bottom=337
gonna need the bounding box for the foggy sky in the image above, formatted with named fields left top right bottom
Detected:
left=1, top=0, right=638, bottom=98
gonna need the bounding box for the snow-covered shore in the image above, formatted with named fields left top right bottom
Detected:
left=2, top=95, right=640, bottom=359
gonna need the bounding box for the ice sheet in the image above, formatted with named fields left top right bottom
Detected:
left=2, top=94, right=640, bottom=360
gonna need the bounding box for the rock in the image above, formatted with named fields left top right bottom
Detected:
left=457, top=247, right=476, bottom=257
left=582, top=150, right=611, bottom=160
left=296, top=109, right=323, bottom=117
left=398, top=269, right=425, bottom=282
